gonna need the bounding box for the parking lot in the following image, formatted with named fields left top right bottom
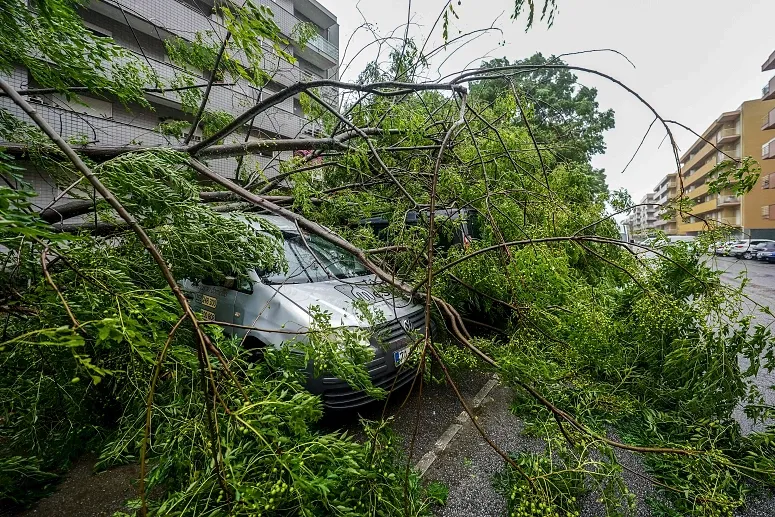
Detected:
left=352, top=254, right=775, bottom=516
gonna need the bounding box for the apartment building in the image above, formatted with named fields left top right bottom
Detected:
left=762, top=48, right=775, bottom=231
left=625, top=192, right=657, bottom=237
left=651, top=173, right=678, bottom=234
left=0, top=0, right=339, bottom=211
left=672, top=51, right=775, bottom=237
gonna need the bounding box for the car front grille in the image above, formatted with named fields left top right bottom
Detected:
left=374, top=309, right=427, bottom=346
left=315, top=310, right=431, bottom=407
left=321, top=366, right=419, bottom=409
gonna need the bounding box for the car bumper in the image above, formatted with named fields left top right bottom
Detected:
left=305, top=310, right=432, bottom=409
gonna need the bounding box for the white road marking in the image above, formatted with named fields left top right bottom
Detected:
left=415, top=373, right=499, bottom=477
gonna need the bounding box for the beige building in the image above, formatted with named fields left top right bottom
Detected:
left=636, top=51, right=775, bottom=238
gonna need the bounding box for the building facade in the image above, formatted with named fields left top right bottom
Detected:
left=761, top=48, right=775, bottom=233
left=625, top=192, right=657, bottom=237
left=0, top=0, right=339, bottom=212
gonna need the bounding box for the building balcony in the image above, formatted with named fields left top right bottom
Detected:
left=101, top=0, right=225, bottom=41
left=716, top=127, right=740, bottom=145
left=685, top=157, right=718, bottom=187
left=1, top=96, right=169, bottom=147
left=103, top=0, right=338, bottom=68
left=692, top=198, right=718, bottom=215
left=717, top=148, right=740, bottom=162
left=764, top=76, right=775, bottom=101
left=687, top=182, right=708, bottom=200
left=764, top=49, right=775, bottom=72
left=304, top=35, right=338, bottom=64
left=681, top=141, right=715, bottom=170
left=299, top=69, right=338, bottom=104
left=717, top=195, right=740, bottom=207
left=763, top=108, right=775, bottom=130
left=678, top=221, right=710, bottom=233
left=764, top=137, right=775, bottom=160
left=252, top=0, right=338, bottom=65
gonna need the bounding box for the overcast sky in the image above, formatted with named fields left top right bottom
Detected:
left=324, top=0, right=775, bottom=202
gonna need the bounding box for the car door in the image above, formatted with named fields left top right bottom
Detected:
left=181, top=278, right=236, bottom=326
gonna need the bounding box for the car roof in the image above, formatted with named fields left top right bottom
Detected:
left=252, top=213, right=298, bottom=231
left=228, top=212, right=298, bottom=232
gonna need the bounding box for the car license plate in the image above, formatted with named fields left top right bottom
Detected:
left=393, top=347, right=410, bottom=367
left=201, top=310, right=216, bottom=321
left=201, top=294, right=217, bottom=308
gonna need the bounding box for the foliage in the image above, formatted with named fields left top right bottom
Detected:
left=470, top=53, right=615, bottom=197
left=0, top=0, right=152, bottom=105
left=98, top=333, right=438, bottom=516
left=511, top=0, right=559, bottom=30
left=706, top=156, right=761, bottom=197
left=291, top=21, right=320, bottom=50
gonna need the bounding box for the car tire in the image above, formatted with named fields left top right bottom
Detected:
left=743, top=251, right=752, bottom=260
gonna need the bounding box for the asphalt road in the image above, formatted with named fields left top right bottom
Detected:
left=711, top=255, right=775, bottom=434
left=712, top=254, right=775, bottom=302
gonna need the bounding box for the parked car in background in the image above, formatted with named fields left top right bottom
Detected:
left=728, top=239, right=775, bottom=260
left=180, top=214, right=427, bottom=409
left=715, top=241, right=740, bottom=256
left=637, top=235, right=695, bottom=256
left=755, top=242, right=775, bottom=261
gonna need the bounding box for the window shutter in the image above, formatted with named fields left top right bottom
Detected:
left=763, top=205, right=771, bottom=219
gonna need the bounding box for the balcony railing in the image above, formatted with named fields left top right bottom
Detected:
left=717, top=148, right=740, bottom=162
left=763, top=138, right=775, bottom=160
left=764, top=49, right=775, bottom=72
left=716, top=127, right=740, bottom=143
left=764, top=76, right=775, bottom=101
left=254, top=0, right=338, bottom=63
left=107, top=0, right=338, bottom=65
left=717, top=195, right=740, bottom=206
left=306, top=35, right=338, bottom=63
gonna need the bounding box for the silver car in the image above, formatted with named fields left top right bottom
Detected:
left=180, top=214, right=426, bottom=409
left=728, top=239, right=775, bottom=259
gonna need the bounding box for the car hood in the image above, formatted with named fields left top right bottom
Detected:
left=270, top=274, right=419, bottom=328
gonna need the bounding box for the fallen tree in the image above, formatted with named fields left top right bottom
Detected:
left=1, top=1, right=773, bottom=516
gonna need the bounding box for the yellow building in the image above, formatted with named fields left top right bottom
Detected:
left=674, top=98, right=775, bottom=236
left=672, top=50, right=775, bottom=236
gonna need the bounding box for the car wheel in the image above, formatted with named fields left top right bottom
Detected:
left=743, top=251, right=752, bottom=260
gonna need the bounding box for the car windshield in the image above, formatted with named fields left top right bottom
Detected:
left=262, top=231, right=370, bottom=284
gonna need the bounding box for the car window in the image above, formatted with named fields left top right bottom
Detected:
left=261, top=231, right=369, bottom=284
left=306, top=234, right=370, bottom=279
